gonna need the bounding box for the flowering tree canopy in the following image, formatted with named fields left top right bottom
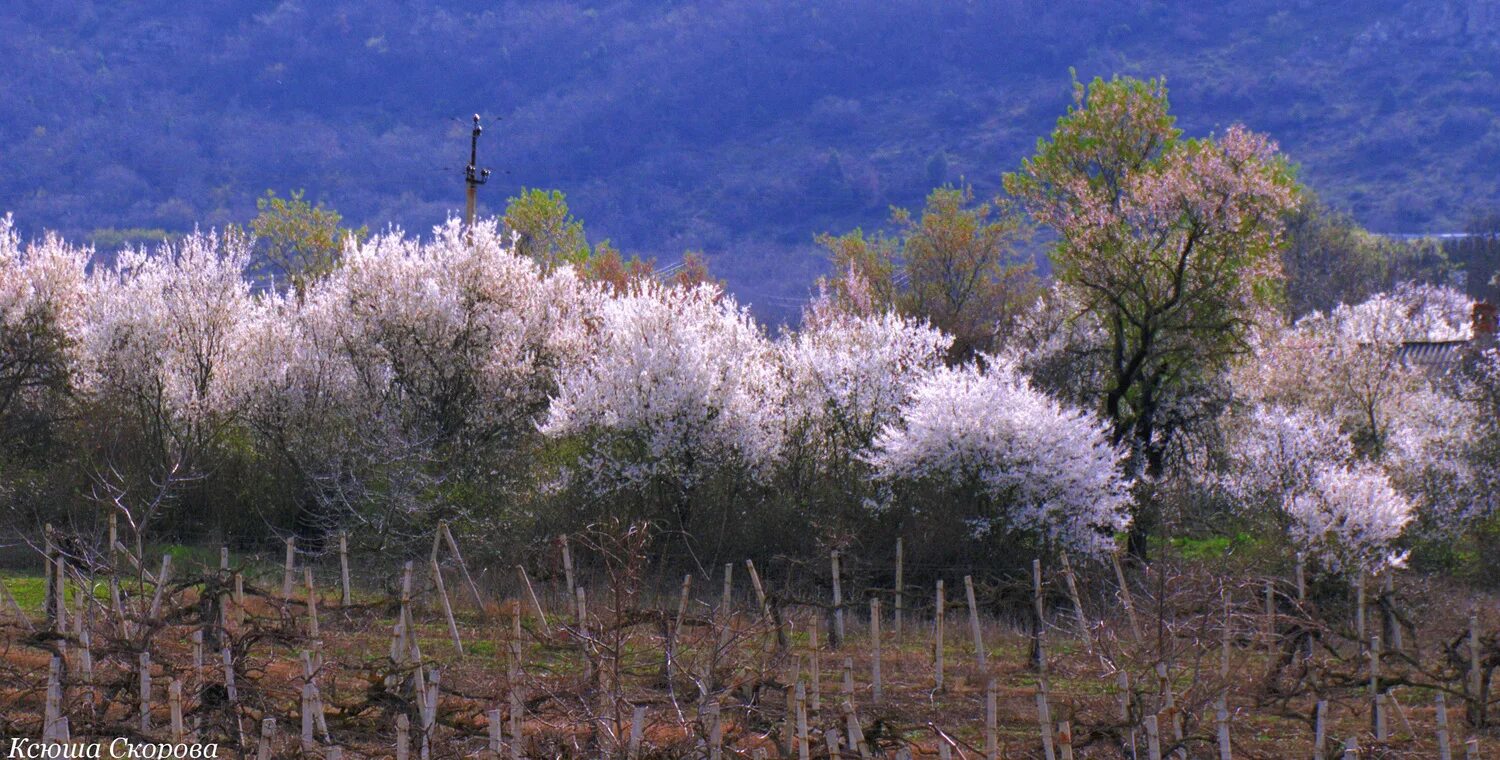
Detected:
left=778, top=306, right=950, bottom=473
left=866, top=360, right=1132, bottom=555
left=1005, top=76, right=1300, bottom=483
left=0, top=216, right=89, bottom=429
left=540, top=281, right=782, bottom=495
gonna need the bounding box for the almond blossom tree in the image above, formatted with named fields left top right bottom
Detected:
left=1233, top=284, right=1485, bottom=534
left=778, top=303, right=950, bottom=475
left=865, top=360, right=1132, bottom=556
left=0, top=216, right=89, bottom=434
left=78, top=228, right=259, bottom=538
left=1223, top=405, right=1413, bottom=573
left=540, top=280, right=783, bottom=506
left=240, top=218, right=600, bottom=533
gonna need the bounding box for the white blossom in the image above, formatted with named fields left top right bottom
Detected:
left=1286, top=464, right=1413, bottom=573
left=865, top=360, right=1132, bottom=555
left=541, top=280, right=782, bottom=493
left=778, top=308, right=950, bottom=470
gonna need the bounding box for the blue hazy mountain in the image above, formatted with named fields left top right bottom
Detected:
left=4, top=1, right=1500, bottom=319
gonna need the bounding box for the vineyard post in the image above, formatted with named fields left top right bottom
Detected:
left=1144, top=714, right=1162, bottom=760
left=810, top=615, right=822, bottom=712
left=1216, top=696, right=1231, bottom=760
left=395, top=714, right=409, bottom=760
left=1112, top=550, right=1142, bottom=644
left=795, top=682, right=810, bottom=760
left=339, top=533, right=351, bottom=607
left=1356, top=573, right=1366, bottom=647
left=964, top=575, right=985, bottom=668
left=1437, top=693, right=1452, bottom=760
left=282, top=537, right=295, bottom=600
left=169, top=678, right=184, bottom=740
left=1313, top=699, right=1327, bottom=760
left=139, top=650, right=152, bottom=733
left=1060, top=553, right=1092, bottom=651
left=431, top=555, right=464, bottom=654
left=1036, top=690, right=1056, bottom=760
left=560, top=535, right=577, bottom=615
left=441, top=521, right=484, bottom=612
left=1370, top=634, right=1382, bottom=732
left=831, top=549, right=844, bottom=647
left=934, top=579, right=945, bottom=691
left=894, top=537, right=904, bottom=640
left=870, top=598, right=882, bottom=702
left=984, top=678, right=997, bottom=760
left=487, top=709, right=502, bottom=758
left=517, top=565, right=548, bottom=628
left=1469, top=606, right=1483, bottom=727
left=629, top=704, right=645, bottom=760
left=258, top=718, right=275, bottom=760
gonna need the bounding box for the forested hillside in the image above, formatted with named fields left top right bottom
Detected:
left=5, top=0, right=1500, bottom=317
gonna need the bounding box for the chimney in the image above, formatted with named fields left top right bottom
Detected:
left=1474, top=301, right=1497, bottom=344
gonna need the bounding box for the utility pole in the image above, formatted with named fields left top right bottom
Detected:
left=464, top=114, right=492, bottom=235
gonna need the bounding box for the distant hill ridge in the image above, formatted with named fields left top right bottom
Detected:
left=3, top=0, right=1499, bottom=319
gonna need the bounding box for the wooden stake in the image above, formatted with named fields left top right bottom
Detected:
left=1437, top=693, right=1453, bottom=760
left=824, top=728, right=843, bottom=760
left=304, top=567, right=321, bottom=642
left=395, top=714, right=409, bottom=760
left=795, top=682, right=810, bottom=760
left=745, top=559, right=771, bottom=623
left=517, top=565, right=548, bottom=628
left=894, top=537, right=904, bottom=639
left=1037, top=690, right=1056, bottom=760
left=1060, top=553, right=1092, bottom=650
left=1112, top=550, right=1142, bottom=644
left=339, top=532, right=351, bottom=607
left=509, top=690, right=524, bottom=760
left=44, top=656, right=61, bottom=742
left=716, top=562, right=734, bottom=655
left=1216, top=695, right=1232, bottom=760
left=934, top=579, right=945, bottom=691
left=984, top=678, right=998, bottom=760
left=1033, top=558, right=1049, bottom=679
left=1314, top=699, right=1327, bottom=760
left=487, top=708, right=502, bottom=758
left=1356, top=573, right=1366, bottom=647
left=629, top=704, right=646, bottom=760
left=674, top=574, right=692, bottom=637
left=870, top=598, right=882, bottom=702
left=1465, top=737, right=1479, bottom=759
left=139, top=650, right=152, bottom=733
left=830, top=549, right=844, bottom=647
left=707, top=697, right=723, bottom=760
left=169, top=679, right=184, bottom=741
left=258, top=717, right=276, bottom=760
left=841, top=656, right=854, bottom=706
left=1375, top=693, right=1389, bottom=741
left=1057, top=720, right=1075, bottom=760
left=560, top=535, right=576, bottom=611
left=431, top=556, right=464, bottom=654
left=282, top=537, right=296, bottom=600
left=440, top=522, right=485, bottom=612
left=1144, top=714, right=1162, bottom=760
left=964, top=575, right=985, bottom=668
left=301, top=681, right=315, bottom=751
left=1471, top=607, right=1484, bottom=727
left=810, top=615, right=822, bottom=713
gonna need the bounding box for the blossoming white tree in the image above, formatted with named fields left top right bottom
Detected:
left=0, top=216, right=89, bottom=431
left=1224, top=405, right=1413, bottom=572
left=865, top=360, right=1132, bottom=556
left=541, top=280, right=782, bottom=499
left=240, top=219, right=600, bottom=529
left=778, top=305, right=950, bottom=475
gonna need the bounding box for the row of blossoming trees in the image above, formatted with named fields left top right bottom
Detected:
left=2, top=76, right=1498, bottom=584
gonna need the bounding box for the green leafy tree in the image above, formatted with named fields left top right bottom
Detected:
left=250, top=190, right=366, bottom=295
left=1004, top=75, right=1300, bottom=494
left=503, top=188, right=590, bottom=269
left=817, top=185, right=1037, bottom=358
left=894, top=185, right=1037, bottom=359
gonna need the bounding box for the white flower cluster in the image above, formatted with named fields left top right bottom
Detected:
left=864, top=361, right=1132, bottom=555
